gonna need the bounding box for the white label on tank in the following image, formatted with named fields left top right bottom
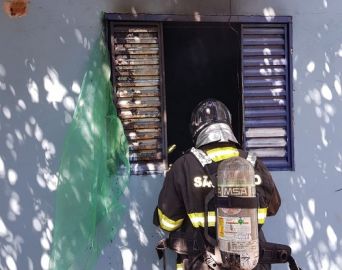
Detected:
left=218, top=216, right=252, bottom=241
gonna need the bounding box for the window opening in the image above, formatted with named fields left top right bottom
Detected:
left=163, top=22, right=242, bottom=163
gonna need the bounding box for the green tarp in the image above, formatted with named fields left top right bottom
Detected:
left=49, top=33, right=130, bottom=270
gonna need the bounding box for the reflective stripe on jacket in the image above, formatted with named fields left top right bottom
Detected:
left=157, top=207, right=269, bottom=231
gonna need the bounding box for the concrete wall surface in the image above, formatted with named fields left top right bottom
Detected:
left=1, top=0, right=342, bottom=269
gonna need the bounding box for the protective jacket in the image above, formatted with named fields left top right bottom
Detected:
left=153, top=142, right=281, bottom=270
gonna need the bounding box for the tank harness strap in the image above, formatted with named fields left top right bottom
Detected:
left=190, top=147, right=212, bottom=166
left=216, top=196, right=258, bottom=209
left=288, top=255, right=302, bottom=270
left=185, top=251, right=221, bottom=270
left=204, top=189, right=217, bottom=248
left=167, top=231, right=207, bottom=255
left=156, top=237, right=190, bottom=270
left=259, top=242, right=302, bottom=270
left=246, top=151, right=257, bottom=167
left=156, top=239, right=167, bottom=270
left=156, top=231, right=208, bottom=269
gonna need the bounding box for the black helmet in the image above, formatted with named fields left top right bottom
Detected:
left=190, top=98, right=232, bottom=141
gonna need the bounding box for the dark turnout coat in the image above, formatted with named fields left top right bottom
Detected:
left=154, top=142, right=281, bottom=270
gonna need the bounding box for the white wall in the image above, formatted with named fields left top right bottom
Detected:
left=1, top=1, right=342, bottom=270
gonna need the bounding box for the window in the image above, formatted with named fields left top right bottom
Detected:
left=105, top=14, right=294, bottom=174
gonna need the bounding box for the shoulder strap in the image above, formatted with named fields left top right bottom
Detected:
left=189, top=148, right=217, bottom=247
left=190, top=147, right=212, bottom=166
left=246, top=151, right=257, bottom=167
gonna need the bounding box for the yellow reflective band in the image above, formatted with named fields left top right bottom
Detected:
left=176, top=263, right=184, bottom=270
left=188, top=211, right=216, bottom=228
left=258, top=208, right=267, bottom=224
left=158, top=208, right=184, bottom=232
left=206, top=147, right=239, bottom=162
left=187, top=209, right=267, bottom=227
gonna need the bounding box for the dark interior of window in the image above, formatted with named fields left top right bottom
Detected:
left=163, top=22, right=242, bottom=163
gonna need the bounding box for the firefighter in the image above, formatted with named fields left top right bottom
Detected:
left=153, top=98, right=281, bottom=270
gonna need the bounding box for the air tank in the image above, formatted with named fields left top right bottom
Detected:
left=216, top=156, right=259, bottom=270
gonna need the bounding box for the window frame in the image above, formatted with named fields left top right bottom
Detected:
left=104, top=13, right=294, bottom=173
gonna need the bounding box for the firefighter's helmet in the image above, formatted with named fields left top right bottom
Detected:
left=190, top=98, right=239, bottom=147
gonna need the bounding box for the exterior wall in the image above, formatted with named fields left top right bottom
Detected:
left=0, top=1, right=341, bottom=270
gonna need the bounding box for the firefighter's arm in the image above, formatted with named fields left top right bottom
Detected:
left=153, top=162, right=186, bottom=232
left=254, top=158, right=281, bottom=217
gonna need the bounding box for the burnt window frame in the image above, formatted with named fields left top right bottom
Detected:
left=104, top=14, right=294, bottom=174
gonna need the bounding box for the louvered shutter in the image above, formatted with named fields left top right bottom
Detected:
left=110, top=23, right=166, bottom=174
left=241, top=24, right=293, bottom=170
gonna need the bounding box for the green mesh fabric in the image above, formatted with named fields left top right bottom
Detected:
left=49, top=34, right=130, bottom=270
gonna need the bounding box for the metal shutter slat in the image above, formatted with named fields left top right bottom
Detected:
left=242, top=47, right=285, bottom=56
left=117, top=97, right=160, bottom=108
left=115, top=67, right=159, bottom=76
left=119, top=108, right=160, bottom=119
left=129, top=139, right=162, bottom=151
left=243, top=28, right=285, bottom=35
left=114, top=38, right=158, bottom=44
left=114, top=32, right=158, bottom=38
left=115, top=58, right=159, bottom=66
left=112, top=27, right=158, bottom=33
left=125, top=129, right=161, bottom=140
left=249, top=148, right=287, bottom=158
left=114, top=47, right=159, bottom=55
left=243, top=57, right=287, bottom=67
left=116, top=75, right=159, bottom=81
left=130, top=162, right=165, bottom=174
left=242, top=37, right=285, bottom=46
left=123, top=119, right=161, bottom=130
left=246, top=138, right=287, bottom=148
left=116, top=80, right=159, bottom=87
left=244, top=118, right=287, bottom=127
left=116, top=87, right=160, bottom=98
left=115, top=54, right=160, bottom=60
left=244, top=98, right=286, bottom=107
left=244, top=77, right=286, bottom=87
left=245, top=127, right=286, bottom=138
left=244, top=87, right=285, bottom=97
left=244, top=67, right=286, bottom=76
left=114, top=43, right=159, bottom=49
left=129, top=151, right=163, bottom=162
left=261, top=159, right=289, bottom=168
left=245, top=108, right=286, bottom=117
